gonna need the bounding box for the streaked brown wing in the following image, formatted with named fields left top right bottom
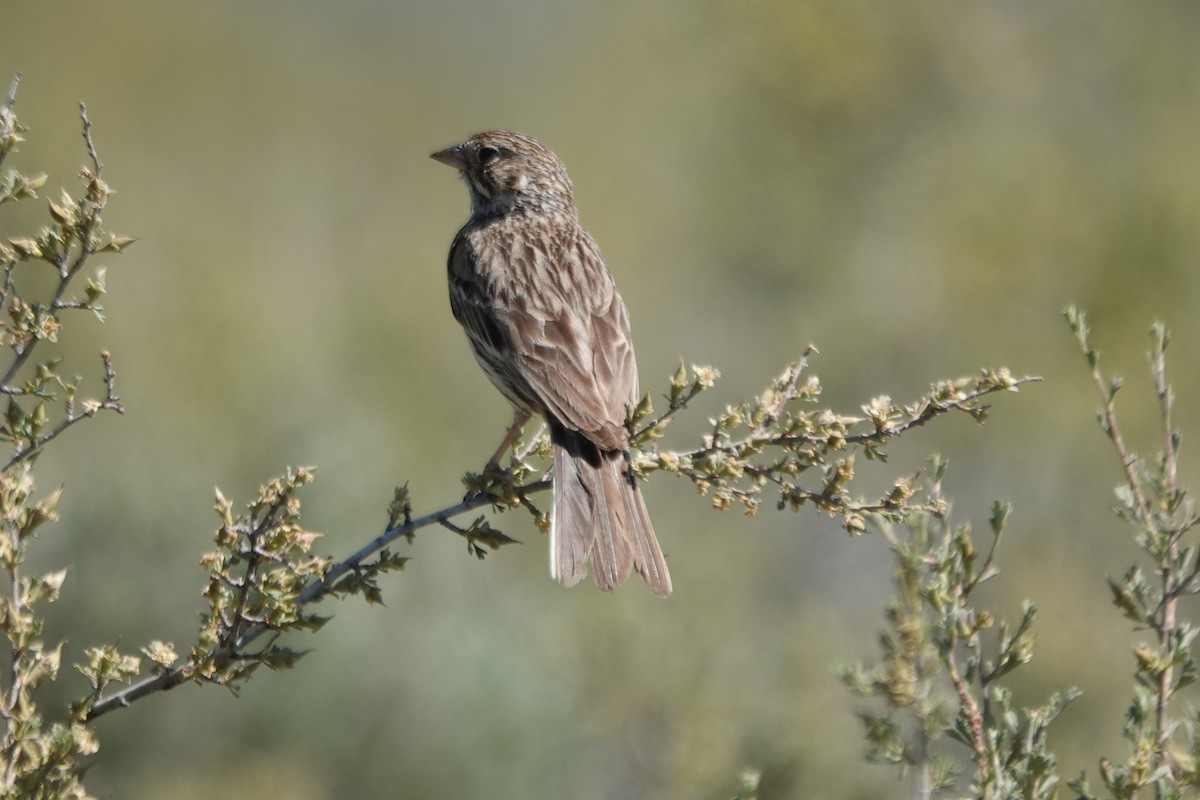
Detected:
left=490, top=228, right=638, bottom=452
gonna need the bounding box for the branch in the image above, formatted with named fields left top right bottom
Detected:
left=83, top=478, right=550, bottom=720
left=3, top=352, right=124, bottom=471
left=298, top=480, right=549, bottom=606
left=945, top=623, right=989, bottom=779
left=0, top=101, right=124, bottom=472
left=1066, top=308, right=1200, bottom=796
left=1148, top=324, right=1179, bottom=785
left=78, top=102, right=103, bottom=175
left=644, top=360, right=1039, bottom=528
left=1066, top=308, right=1156, bottom=533
left=3, top=74, right=18, bottom=108
left=85, top=356, right=1034, bottom=720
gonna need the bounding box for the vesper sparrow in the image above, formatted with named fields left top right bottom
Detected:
left=432, top=130, right=671, bottom=596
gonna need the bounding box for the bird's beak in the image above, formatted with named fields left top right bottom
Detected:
left=430, top=144, right=467, bottom=170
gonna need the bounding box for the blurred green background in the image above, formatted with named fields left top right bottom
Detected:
left=4, top=1, right=1200, bottom=797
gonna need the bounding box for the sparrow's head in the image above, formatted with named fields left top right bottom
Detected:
left=432, top=130, right=576, bottom=219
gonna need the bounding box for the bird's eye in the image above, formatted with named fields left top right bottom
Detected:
left=478, top=146, right=501, bottom=164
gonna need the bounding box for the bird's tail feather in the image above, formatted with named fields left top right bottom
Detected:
left=550, top=440, right=671, bottom=596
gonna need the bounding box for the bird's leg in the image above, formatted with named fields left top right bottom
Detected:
left=464, top=410, right=533, bottom=503
left=484, top=409, right=532, bottom=473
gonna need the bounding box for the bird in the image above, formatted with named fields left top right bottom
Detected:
left=431, top=130, right=671, bottom=596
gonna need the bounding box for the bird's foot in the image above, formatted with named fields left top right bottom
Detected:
left=462, top=460, right=516, bottom=503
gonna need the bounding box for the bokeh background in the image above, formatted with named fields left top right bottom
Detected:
left=4, top=1, right=1200, bottom=797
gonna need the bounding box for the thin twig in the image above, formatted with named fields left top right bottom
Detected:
left=437, top=517, right=470, bottom=535
left=759, top=347, right=814, bottom=431
left=1077, top=343, right=1155, bottom=535
left=3, top=74, right=19, bottom=109
left=677, top=376, right=1042, bottom=464
left=227, top=498, right=287, bottom=648
left=2, top=352, right=123, bottom=471
left=3, top=522, right=22, bottom=785
left=633, top=362, right=725, bottom=443
left=299, top=479, right=549, bottom=605
left=79, top=102, right=102, bottom=175
left=945, top=622, right=989, bottom=780
left=0, top=260, right=16, bottom=320
left=100, top=350, right=122, bottom=407
left=1150, top=328, right=1178, bottom=792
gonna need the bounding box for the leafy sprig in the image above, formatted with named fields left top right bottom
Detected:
left=1066, top=308, right=1200, bottom=800
left=841, top=461, right=1076, bottom=799
left=0, top=74, right=133, bottom=799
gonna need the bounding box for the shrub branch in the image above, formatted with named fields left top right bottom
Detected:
left=1066, top=308, right=1200, bottom=800
left=82, top=358, right=1035, bottom=721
